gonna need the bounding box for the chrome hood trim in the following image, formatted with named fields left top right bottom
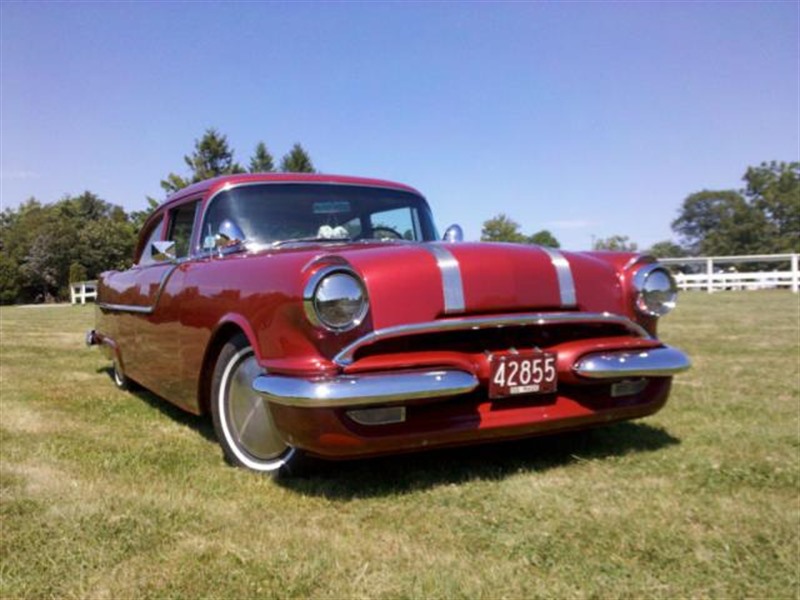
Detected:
left=334, top=312, right=651, bottom=366
left=421, top=243, right=465, bottom=314
left=537, top=246, right=577, bottom=307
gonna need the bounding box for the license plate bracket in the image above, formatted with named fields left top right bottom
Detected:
left=488, top=350, right=557, bottom=399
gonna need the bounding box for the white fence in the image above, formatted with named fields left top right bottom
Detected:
left=70, top=280, right=98, bottom=305
left=659, top=254, right=799, bottom=294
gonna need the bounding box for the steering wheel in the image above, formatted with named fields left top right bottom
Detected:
left=369, top=226, right=403, bottom=240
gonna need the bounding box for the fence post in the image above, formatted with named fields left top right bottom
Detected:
left=792, top=254, right=799, bottom=294
left=706, top=258, right=714, bottom=294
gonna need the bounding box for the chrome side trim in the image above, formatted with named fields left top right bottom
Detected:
left=573, top=346, right=691, bottom=379
left=538, top=246, right=577, bottom=307
left=253, top=369, right=478, bottom=408
left=423, top=243, right=465, bottom=314
left=333, top=312, right=652, bottom=366
left=96, top=264, right=180, bottom=315
left=97, top=302, right=156, bottom=314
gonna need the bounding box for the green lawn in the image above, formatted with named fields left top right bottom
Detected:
left=1, top=292, right=798, bottom=598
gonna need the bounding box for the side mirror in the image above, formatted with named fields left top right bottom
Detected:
left=217, top=219, right=245, bottom=246
left=442, top=224, right=464, bottom=243
left=150, top=240, right=176, bottom=262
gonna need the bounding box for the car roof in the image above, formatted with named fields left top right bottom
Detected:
left=159, top=173, right=423, bottom=209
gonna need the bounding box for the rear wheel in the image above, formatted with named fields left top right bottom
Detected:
left=112, top=358, right=135, bottom=391
left=210, top=334, right=306, bottom=476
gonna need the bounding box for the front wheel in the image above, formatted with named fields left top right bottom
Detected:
left=210, top=334, right=307, bottom=476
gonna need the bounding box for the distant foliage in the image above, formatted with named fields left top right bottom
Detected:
left=528, top=229, right=560, bottom=248
left=481, top=214, right=561, bottom=247
left=593, top=235, right=638, bottom=252
left=672, top=161, right=799, bottom=255
left=161, top=128, right=245, bottom=194
left=647, top=240, right=686, bottom=258
left=249, top=142, right=275, bottom=173
left=160, top=130, right=316, bottom=195
left=279, top=143, right=316, bottom=173
left=0, top=192, right=137, bottom=304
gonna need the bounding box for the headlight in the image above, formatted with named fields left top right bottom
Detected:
left=304, top=266, right=368, bottom=332
left=633, top=264, right=677, bottom=317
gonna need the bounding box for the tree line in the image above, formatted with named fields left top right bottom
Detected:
left=482, top=161, right=798, bottom=257
left=0, top=129, right=316, bottom=304
left=0, top=141, right=796, bottom=305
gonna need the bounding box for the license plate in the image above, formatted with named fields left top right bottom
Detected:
left=489, top=350, right=557, bottom=398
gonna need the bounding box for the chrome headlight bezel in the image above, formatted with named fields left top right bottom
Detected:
left=303, top=266, right=369, bottom=332
left=632, top=263, right=678, bottom=317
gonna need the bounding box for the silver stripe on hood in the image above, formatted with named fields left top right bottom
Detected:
left=537, top=246, right=577, bottom=307
left=423, top=243, right=465, bottom=314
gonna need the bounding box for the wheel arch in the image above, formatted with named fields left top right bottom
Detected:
left=198, top=315, right=260, bottom=415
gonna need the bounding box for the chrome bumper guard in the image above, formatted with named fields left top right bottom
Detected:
left=573, top=346, right=691, bottom=379
left=254, top=346, right=690, bottom=409
left=253, top=370, right=479, bottom=408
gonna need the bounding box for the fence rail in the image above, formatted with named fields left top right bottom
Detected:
left=659, top=253, right=798, bottom=293
left=70, top=280, right=98, bottom=305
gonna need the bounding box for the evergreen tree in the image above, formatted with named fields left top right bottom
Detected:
left=249, top=142, right=275, bottom=173
left=279, top=143, right=316, bottom=173
left=161, top=128, right=245, bottom=193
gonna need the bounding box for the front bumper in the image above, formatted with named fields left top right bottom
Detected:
left=253, top=345, right=690, bottom=409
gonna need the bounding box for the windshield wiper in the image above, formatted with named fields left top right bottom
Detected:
left=270, top=237, right=352, bottom=248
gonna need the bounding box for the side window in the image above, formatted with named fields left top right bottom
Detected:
left=370, top=207, right=419, bottom=240
left=167, top=201, right=200, bottom=258
left=136, top=215, right=165, bottom=266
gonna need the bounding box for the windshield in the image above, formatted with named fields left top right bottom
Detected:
left=201, top=183, right=438, bottom=249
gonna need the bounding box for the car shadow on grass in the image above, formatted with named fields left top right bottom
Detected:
left=98, top=367, right=217, bottom=443
left=278, top=422, right=680, bottom=499
left=97, top=368, right=679, bottom=497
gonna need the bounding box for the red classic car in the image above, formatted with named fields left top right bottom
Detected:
left=87, top=173, right=690, bottom=475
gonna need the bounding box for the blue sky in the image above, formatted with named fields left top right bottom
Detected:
left=1, top=1, right=798, bottom=250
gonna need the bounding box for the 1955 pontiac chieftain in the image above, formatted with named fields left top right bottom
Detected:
left=87, top=173, right=690, bottom=475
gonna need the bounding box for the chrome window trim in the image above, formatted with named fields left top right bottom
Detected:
left=195, top=181, right=433, bottom=256
left=333, top=311, right=652, bottom=366
left=537, top=246, right=577, bottom=308
left=422, top=243, right=465, bottom=314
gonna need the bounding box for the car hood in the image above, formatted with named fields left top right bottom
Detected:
left=308, top=241, right=628, bottom=330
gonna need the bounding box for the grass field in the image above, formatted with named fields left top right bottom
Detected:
left=1, top=292, right=798, bottom=598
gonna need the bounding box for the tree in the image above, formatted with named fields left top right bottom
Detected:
left=280, top=143, right=315, bottom=173
left=0, top=253, right=21, bottom=305
left=528, top=229, right=560, bottom=248
left=130, top=197, right=160, bottom=233
left=672, top=189, right=771, bottom=256
left=249, top=141, right=275, bottom=173
left=69, top=261, right=88, bottom=284
left=593, top=235, right=638, bottom=251
left=742, top=161, right=799, bottom=252
left=161, top=128, right=245, bottom=193
left=481, top=214, right=527, bottom=243
left=0, top=192, right=138, bottom=303
left=647, top=240, right=686, bottom=258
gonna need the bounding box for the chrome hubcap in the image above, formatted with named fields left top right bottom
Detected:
left=224, top=351, right=287, bottom=461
